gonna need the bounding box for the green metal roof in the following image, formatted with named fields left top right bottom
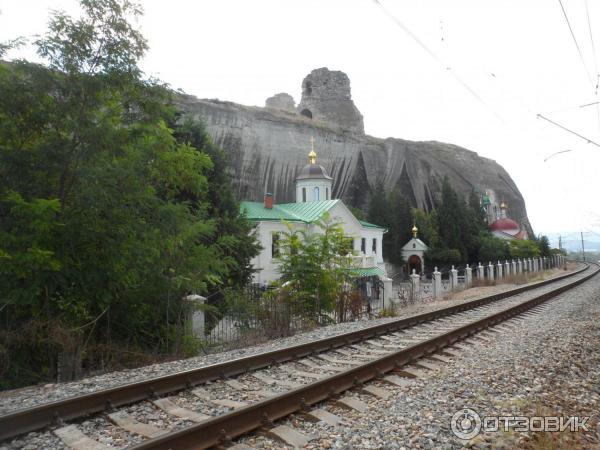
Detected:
left=358, top=220, right=386, bottom=230
left=347, top=267, right=386, bottom=277
left=240, top=200, right=387, bottom=232
left=240, top=200, right=340, bottom=223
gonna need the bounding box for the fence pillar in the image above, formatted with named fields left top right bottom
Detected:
left=497, top=260, right=503, bottom=279
left=504, top=260, right=510, bottom=276
left=466, top=266, right=472, bottom=287
left=517, top=258, right=522, bottom=273
left=184, top=294, right=206, bottom=339
left=382, top=276, right=393, bottom=309
left=450, top=265, right=458, bottom=291
left=410, top=269, right=420, bottom=302
left=433, top=267, right=442, bottom=298
left=487, top=261, right=495, bottom=281
left=511, top=259, right=516, bottom=275
left=477, top=262, right=484, bottom=279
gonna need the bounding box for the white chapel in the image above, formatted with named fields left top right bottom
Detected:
left=240, top=142, right=393, bottom=304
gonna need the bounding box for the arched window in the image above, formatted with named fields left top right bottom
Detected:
left=314, top=186, right=320, bottom=201
left=300, top=109, right=313, bottom=119
left=326, top=187, right=329, bottom=200
left=302, top=187, right=306, bottom=202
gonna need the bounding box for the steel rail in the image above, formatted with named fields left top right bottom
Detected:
left=129, top=263, right=599, bottom=450
left=0, top=264, right=590, bottom=441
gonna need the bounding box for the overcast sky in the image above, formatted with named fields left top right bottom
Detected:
left=2, top=0, right=600, bottom=247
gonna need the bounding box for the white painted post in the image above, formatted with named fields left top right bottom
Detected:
left=511, top=259, right=517, bottom=275
left=382, top=276, right=393, bottom=308
left=504, top=260, right=510, bottom=276
left=488, top=261, right=495, bottom=281
left=433, top=267, right=442, bottom=298
left=450, top=265, right=458, bottom=291
left=477, top=262, right=484, bottom=279
left=466, top=266, right=472, bottom=287
left=184, top=294, right=206, bottom=339
left=410, top=269, right=420, bottom=302
left=497, top=260, right=503, bottom=279
left=517, top=258, right=522, bottom=273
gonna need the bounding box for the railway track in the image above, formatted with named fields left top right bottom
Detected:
left=1, top=263, right=597, bottom=450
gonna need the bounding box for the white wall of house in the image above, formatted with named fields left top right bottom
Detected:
left=250, top=201, right=386, bottom=285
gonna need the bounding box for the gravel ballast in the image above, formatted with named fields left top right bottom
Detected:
left=237, top=267, right=600, bottom=449
left=0, top=266, right=577, bottom=416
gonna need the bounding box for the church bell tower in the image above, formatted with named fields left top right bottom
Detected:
left=295, top=138, right=333, bottom=203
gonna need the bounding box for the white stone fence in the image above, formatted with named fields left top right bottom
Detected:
left=393, top=254, right=567, bottom=304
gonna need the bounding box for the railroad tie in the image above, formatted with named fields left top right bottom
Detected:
left=265, top=424, right=311, bottom=448
left=315, top=354, right=355, bottom=366
left=295, top=358, right=345, bottom=373
left=395, top=366, right=428, bottom=379
left=428, top=354, right=452, bottom=363
left=107, top=411, right=166, bottom=438
left=250, top=372, right=302, bottom=389
left=280, top=365, right=324, bottom=380
left=153, top=398, right=211, bottom=422
left=413, top=360, right=440, bottom=371
left=227, top=444, right=256, bottom=450
left=382, top=374, right=414, bottom=387
left=225, top=379, right=248, bottom=391
left=441, top=349, right=462, bottom=357
left=334, top=348, right=372, bottom=359
left=53, top=425, right=111, bottom=450
left=349, top=345, right=388, bottom=355
left=335, top=396, right=368, bottom=412
left=361, top=385, right=392, bottom=400
left=211, top=399, right=247, bottom=409
left=303, top=408, right=342, bottom=426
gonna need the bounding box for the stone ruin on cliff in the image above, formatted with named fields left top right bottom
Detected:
left=265, top=67, right=365, bottom=134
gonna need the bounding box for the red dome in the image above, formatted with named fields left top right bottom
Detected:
left=490, top=218, right=520, bottom=231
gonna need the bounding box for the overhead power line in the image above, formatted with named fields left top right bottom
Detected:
left=558, top=0, right=595, bottom=88
left=371, top=0, right=505, bottom=123
left=537, top=113, right=600, bottom=147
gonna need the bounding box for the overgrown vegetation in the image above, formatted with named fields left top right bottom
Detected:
left=275, top=213, right=354, bottom=323
left=0, top=0, right=258, bottom=388
left=363, top=176, right=556, bottom=271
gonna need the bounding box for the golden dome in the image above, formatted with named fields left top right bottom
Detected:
left=412, top=225, right=418, bottom=238
left=308, top=149, right=317, bottom=164
left=500, top=201, right=507, bottom=209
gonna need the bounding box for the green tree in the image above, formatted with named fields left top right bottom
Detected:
left=367, top=182, right=411, bottom=264
left=276, top=213, right=353, bottom=321
left=509, top=240, right=541, bottom=258
left=0, top=0, right=257, bottom=387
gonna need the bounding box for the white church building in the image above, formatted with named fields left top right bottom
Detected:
left=240, top=144, right=393, bottom=304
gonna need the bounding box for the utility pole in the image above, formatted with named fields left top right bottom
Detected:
left=558, top=235, right=562, bottom=252
left=581, top=231, right=586, bottom=261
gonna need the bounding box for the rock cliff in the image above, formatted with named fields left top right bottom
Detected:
left=176, top=68, right=532, bottom=233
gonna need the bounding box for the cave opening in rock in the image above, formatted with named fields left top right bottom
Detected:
left=300, top=109, right=313, bottom=119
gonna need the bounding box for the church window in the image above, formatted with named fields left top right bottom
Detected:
left=302, top=187, right=306, bottom=202
left=314, top=186, right=320, bottom=201
left=271, top=233, right=280, bottom=258
left=412, top=243, right=416, bottom=249
left=361, top=238, right=366, bottom=253
left=326, top=187, right=329, bottom=200
left=372, top=238, right=377, bottom=254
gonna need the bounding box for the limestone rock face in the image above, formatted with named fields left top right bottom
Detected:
left=297, top=67, right=364, bottom=134
left=265, top=92, right=296, bottom=112
left=175, top=68, right=532, bottom=234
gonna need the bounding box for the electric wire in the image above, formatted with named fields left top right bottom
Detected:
left=371, top=0, right=505, bottom=123
left=558, top=0, right=595, bottom=87
left=537, top=114, right=600, bottom=147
